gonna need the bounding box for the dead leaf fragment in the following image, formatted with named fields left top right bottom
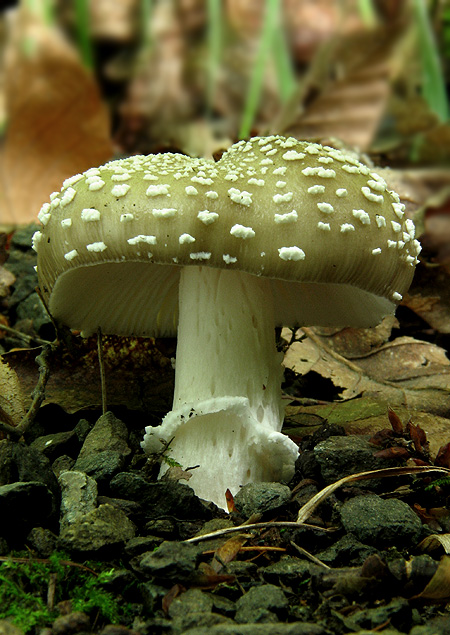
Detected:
left=0, top=356, right=26, bottom=427
left=0, top=7, right=113, bottom=225
left=413, top=556, right=450, bottom=600
left=418, top=535, right=450, bottom=556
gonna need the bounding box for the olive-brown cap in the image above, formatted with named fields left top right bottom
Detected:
left=34, top=136, right=420, bottom=336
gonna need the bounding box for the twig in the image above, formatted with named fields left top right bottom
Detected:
left=290, top=540, right=330, bottom=569
left=0, top=323, right=52, bottom=347
left=97, top=328, right=107, bottom=415
left=183, top=520, right=332, bottom=544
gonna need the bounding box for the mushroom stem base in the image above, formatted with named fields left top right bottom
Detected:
left=142, top=266, right=298, bottom=509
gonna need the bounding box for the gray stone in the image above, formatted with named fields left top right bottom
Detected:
left=59, top=471, right=97, bottom=530
left=314, top=435, right=400, bottom=486
left=110, top=472, right=211, bottom=520
left=340, top=494, right=422, bottom=547
left=234, top=482, right=291, bottom=517
left=138, top=541, right=201, bottom=583
left=168, top=588, right=213, bottom=618
left=342, top=598, right=411, bottom=632
left=183, top=623, right=331, bottom=634
left=0, top=619, right=25, bottom=635
left=0, top=481, right=55, bottom=537
left=0, top=439, right=59, bottom=498
left=30, top=431, right=78, bottom=461
left=316, top=533, right=378, bottom=566
left=261, top=556, right=311, bottom=586
left=235, top=584, right=288, bottom=624
left=76, top=411, right=130, bottom=458
left=26, top=527, right=58, bottom=558
left=75, top=451, right=127, bottom=486
left=59, top=503, right=135, bottom=552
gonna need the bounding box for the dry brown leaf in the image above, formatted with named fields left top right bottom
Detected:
left=413, top=555, right=450, bottom=600
left=283, top=329, right=450, bottom=416
left=418, top=535, right=450, bottom=555
left=210, top=534, right=247, bottom=573
left=277, top=23, right=407, bottom=150
left=0, top=355, right=26, bottom=427
left=0, top=6, right=113, bottom=226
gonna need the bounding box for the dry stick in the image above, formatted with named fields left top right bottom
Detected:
left=0, top=323, right=52, bottom=347
left=97, top=328, right=107, bottom=415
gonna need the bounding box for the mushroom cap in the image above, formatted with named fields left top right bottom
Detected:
left=34, top=136, right=421, bottom=336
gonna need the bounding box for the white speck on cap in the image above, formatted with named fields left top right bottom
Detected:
left=273, top=192, right=293, bottom=203
left=143, top=173, right=159, bottom=181
left=223, top=254, right=237, bottom=264
left=318, top=156, right=333, bottom=164
left=302, top=167, right=336, bottom=178
left=260, top=158, right=274, bottom=165
left=63, top=174, right=83, bottom=188
left=375, top=215, right=386, bottom=228
left=230, top=224, right=255, bottom=239
left=224, top=173, right=239, bottom=181
left=275, top=181, right=286, bottom=188
left=120, top=213, right=134, bottom=222
left=317, top=222, right=331, bottom=231
left=191, top=175, right=213, bottom=185
left=278, top=246, right=306, bottom=261
left=198, top=210, right=219, bottom=224
left=152, top=208, right=178, bottom=218
left=361, top=187, right=383, bottom=204
left=248, top=178, right=265, bottom=186
left=228, top=188, right=252, bottom=206
left=405, top=219, right=415, bottom=238
left=88, top=179, right=105, bottom=191
left=352, top=209, right=370, bottom=225
left=336, top=188, right=348, bottom=197
left=112, top=184, right=130, bottom=197
left=308, top=185, right=325, bottom=195
left=127, top=235, right=157, bottom=245
left=60, top=187, right=77, bottom=207
left=391, top=292, right=402, bottom=301
left=340, top=223, right=355, bottom=232
left=372, top=248, right=382, bottom=255
left=206, top=190, right=219, bottom=199
left=81, top=208, right=101, bottom=222
left=32, top=231, right=43, bottom=250
left=38, top=203, right=51, bottom=225
left=342, top=165, right=360, bottom=174
left=274, top=211, right=298, bottom=224
left=112, top=173, right=131, bottom=182
left=317, top=202, right=334, bottom=214
left=64, top=249, right=79, bottom=261
left=367, top=179, right=386, bottom=192
left=87, top=241, right=107, bottom=252
left=391, top=221, right=402, bottom=233
left=273, top=166, right=287, bottom=175
left=392, top=202, right=405, bottom=218
left=190, top=251, right=211, bottom=260
left=282, top=150, right=306, bottom=161
left=146, top=184, right=170, bottom=197
left=305, top=145, right=320, bottom=155
left=387, top=240, right=397, bottom=248
left=179, top=233, right=196, bottom=244
left=61, top=218, right=72, bottom=228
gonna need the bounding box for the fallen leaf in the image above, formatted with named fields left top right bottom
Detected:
left=283, top=329, right=450, bottom=416
left=413, top=555, right=450, bottom=600
left=210, top=534, right=247, bottom=573
left=0, top=6, right=113, bottom=225
left=0, top=356, right=26, bottom=427
left=418, top=535, right=450, bottom=556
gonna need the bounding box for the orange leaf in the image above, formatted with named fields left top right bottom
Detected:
left=0, top=7, right=113, bottom=226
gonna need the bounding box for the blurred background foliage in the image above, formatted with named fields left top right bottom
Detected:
left=0, top=0, right=449, bottom=225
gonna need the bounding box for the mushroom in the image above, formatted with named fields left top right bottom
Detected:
left=34, top=136, right=421, bottom=509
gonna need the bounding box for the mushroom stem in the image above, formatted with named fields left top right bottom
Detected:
left=144, top=266, right=298, bottom=508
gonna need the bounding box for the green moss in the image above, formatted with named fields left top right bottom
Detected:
left=0, top=552, right=137, bottom=633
